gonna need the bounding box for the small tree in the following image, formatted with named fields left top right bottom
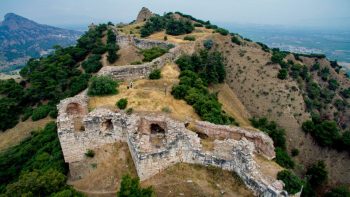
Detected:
left=278, top=69, right=288, bottom=80
left=306, top=161, right=328, bottom=188
left=149, top=69, right=161, bottom=80
left=116, top=98, right=128, bottom=110
left=88, top=76, right=118, bottom=96
left=277, top=170, right=303, bottom=195
left=117, top=175, right=154, bottom=197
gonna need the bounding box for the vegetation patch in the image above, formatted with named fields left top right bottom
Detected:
left=140, top=14, right=194, bottom=37
left=82, top=54, right=102, bottom=73
left=116, top=98, right=128, bottom=110
left=172, top=49, right=237, bottom=125
left=88, top=76, right=119, bottom=96
left=183, top=35, right=196, bottom=41
left=148, top=69, right=161, bottom=80
left=141, top=47, right=168, bottom=62
left=0, top=122, right=83, bottom=196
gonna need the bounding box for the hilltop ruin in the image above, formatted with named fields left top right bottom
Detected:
left=56, top=29, right=289, bottom=196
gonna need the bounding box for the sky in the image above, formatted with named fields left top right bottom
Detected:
left=0, top=0, right=350, bottom=30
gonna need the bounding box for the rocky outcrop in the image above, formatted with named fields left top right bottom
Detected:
left=135, top=7, right=153, bottom=23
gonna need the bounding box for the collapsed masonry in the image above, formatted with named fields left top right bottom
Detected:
left=57, top=33, right=288, bottom=196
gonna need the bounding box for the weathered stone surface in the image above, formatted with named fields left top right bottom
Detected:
left=57, top=95, right=287, bottom=196
left=135, top=7, right=153, bottom=23
left=192, top=121, right=276, bottom=160
left=98, top=34, right=187, bottom=81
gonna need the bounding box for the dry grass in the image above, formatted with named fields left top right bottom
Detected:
left=209, top=83, right=252, bottom=127
left=102, top=44, right=143, bottom=67
left=253, top=154, right=283, bottom=184
left=142, top=163, right=253, bottom=197
left=0, top=117, right=53, bottom=151
left=117, top=22, right=145, bottom=37
left=147, top=27, right=214, bottom=44
left=89, top=64, right=199, bottom=121
left=68, top=142, right=137, bottom=197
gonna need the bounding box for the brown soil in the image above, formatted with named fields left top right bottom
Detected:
left=68, top=142, right=137, bottom=197
left=142, top=163, right=254, bottom=197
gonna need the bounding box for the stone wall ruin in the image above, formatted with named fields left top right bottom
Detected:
left=57, top=94, right=287, bottom=196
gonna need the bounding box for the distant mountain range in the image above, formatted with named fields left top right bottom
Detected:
left=0, top=13, right=82, bottom=73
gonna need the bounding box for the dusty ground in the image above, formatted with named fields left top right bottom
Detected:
left=209, top=83, right=252, bottom=127
left=89, top=63, right=200, bottom=122
left=0, top=117, right=53, bottom=151
left=142, top=163, right=253, bottom=197
left=68, top=142, right=137, bottom=197
left=102, top=44, right=143, bottom=66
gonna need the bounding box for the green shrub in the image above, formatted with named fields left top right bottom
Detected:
left=88, top=76, right=118, bottom=96
left=142, top=47, right=168, bottom=62
left=116, top=98, right=128, bottom=110
left=306, top=161, right=328, bottom=188
left=149, top=69, right=161, bottom=80
left=85, top=149, right=95, bottom=158
left=231, top=36, right=241, bottom=45
left=291, top=148, right=299, bottom=157
left=69, top=73, right=91, bottom=96
left=82, top=54, right=103, bottom=73
left=49, top=108, right=58, bottom=118
left=278, top=69, right=288, bottom=79
left=184, top=35, right=196, bottom=41
left=164, top=36, right=168, bottom=41
left=166, top=19, right=194, bottom=35
left=162, top=106, right=172, bottom=113
left=126, top=108, right=133, bottom=115
left=328, top=79, right=339, bottom=91
left=257, top=42, right=270, bottom=52
left=203, top=39, right=214, bottom=49
left=302, top=119, right=341, bottom=147
left=32, top=105, right=51, bottom=121
left=325, top=186, right=350, bottom=197
left=117, top=175, right=154, bottom=197
left=21, top=107, right=33, bottom=121
left=275, top=148, right=295, bottom=169
left=277, top=170, right=303, bottom=194
left=215, top=28, right=229, bottom=36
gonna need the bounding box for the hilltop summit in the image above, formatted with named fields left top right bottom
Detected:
left=135, top=7, right=153, bottom=23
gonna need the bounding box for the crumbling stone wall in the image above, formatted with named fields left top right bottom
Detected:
left=98, top=41, right=183, bottom=81
left=192, top=121, right=276, bottom=160
left=57, top=93, right=287, bottom=196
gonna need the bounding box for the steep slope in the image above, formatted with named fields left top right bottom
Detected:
left=0, top=13, right=82, bottom=72
left=211, top=33, right=350, bottom=185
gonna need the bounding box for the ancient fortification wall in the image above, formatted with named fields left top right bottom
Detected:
left=56, top=30, right=288, bottom=196
left=97, top=34, right=190, bottom=81
left=57, top=93, right=287, bottom=196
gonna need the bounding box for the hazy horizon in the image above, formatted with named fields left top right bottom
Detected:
left=1, top=0, right=350, bottom=31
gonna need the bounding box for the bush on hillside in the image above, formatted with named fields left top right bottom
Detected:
left=277, top=170, right=303, bottom=195
left=142, top=47, right=168, bottom=62
left=215, top=28, right=229, bottom=36
left=166, top=19, right=194, bottom=35
left=117, top=175, right=154, bottom=197
left=183, top=35, right=196, bottom=41
left=88, top=76, right=118, bottom=96
left=306, top=161, right=328, bottom=188
left=116, top=98, right=128, bottom=110
left=278, top=69, right=288, bottom=79
left=325, top=186, right=350, bottom=197
left=149, top=69, right=161, bottom=80
left=82, top=54, right=103, bottom=73
left=231, top=35, right=241, bottom=45
left=32, top=105, right=51, bottom=121
left=203, top=39, right=214, bottom=49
